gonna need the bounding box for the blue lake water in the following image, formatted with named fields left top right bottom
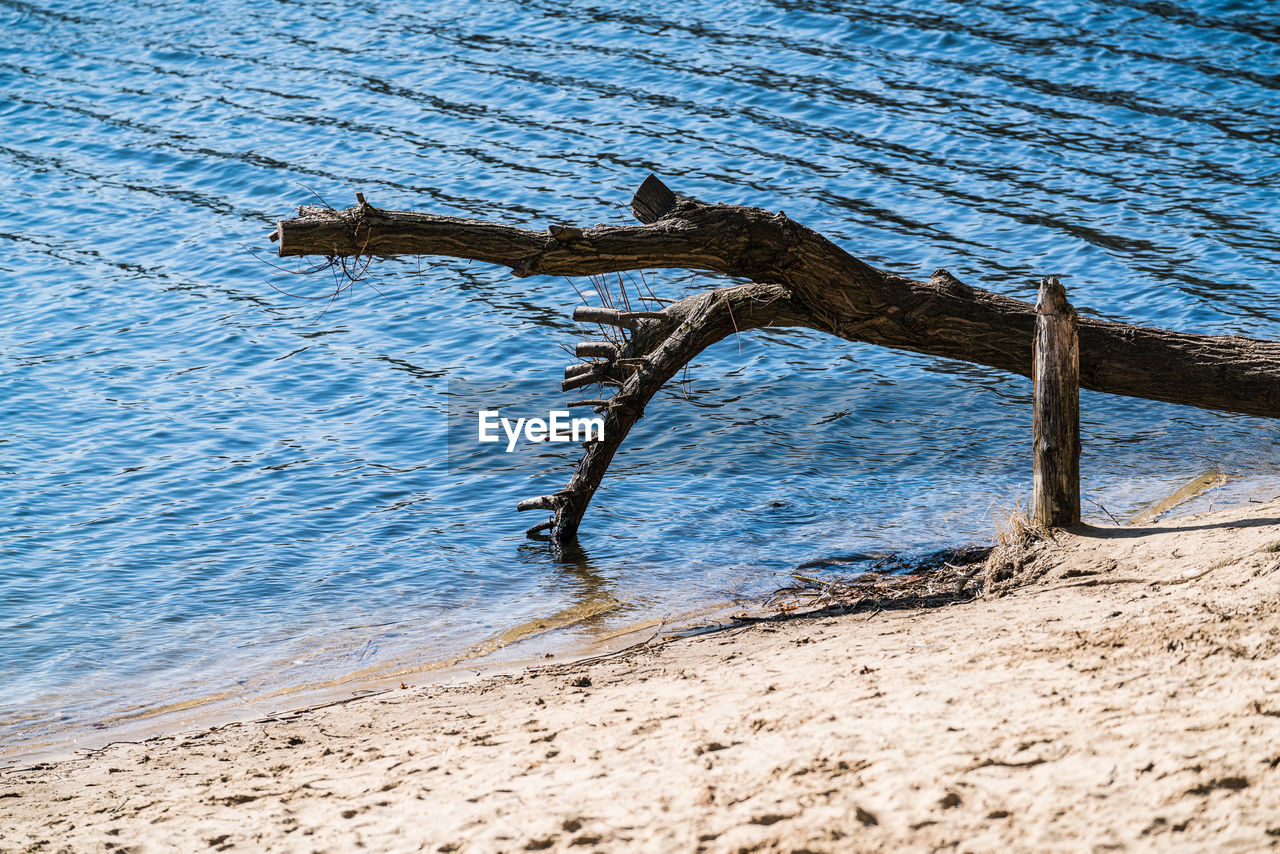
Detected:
left=2, top=0, right=1279, bottom=757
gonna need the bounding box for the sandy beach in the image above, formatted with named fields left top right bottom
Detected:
left=5, top=498, right=1280, bottom=852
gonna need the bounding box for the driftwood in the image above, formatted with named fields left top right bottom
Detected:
left=273, top=176, right=1280, bottom=542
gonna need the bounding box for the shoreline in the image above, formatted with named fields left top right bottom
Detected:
left=6, top=497, right=1280, bottom=850
left=0, top=595, right=774, bottom=770
left=4, top=473, right=1246, bottom=770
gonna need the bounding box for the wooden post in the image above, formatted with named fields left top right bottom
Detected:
left=1033, top=276, right=1081, bottom=527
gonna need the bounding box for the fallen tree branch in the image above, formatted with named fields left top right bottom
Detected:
left=277, top=177, right=1280, bottom=420
left=273, top=176, right=1280, bottom=541
left=545, top=282, right=812, bottom=539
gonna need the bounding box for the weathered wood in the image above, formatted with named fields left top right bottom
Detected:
left=575, top=342, right=619, bottom=359
left=549, top=284, right=805, bottom=539
left=517, top=495, right=563, bottom=512
left=276, top=179, right=1280, bottom=421
left=561, top=372, right=605, bottom=393
left=547, top=224, right=584, bottom=243
left=630, top=174, right=679, bottom=224
left=272, top=176, right=1280, bottom=542
left=1032, top=277, right=1081, bottom=528
left=525, top=520, right=555, bottom=537
left=573, top=306, right=639, bottom=330
left=565, top=362, right=605, bottom=380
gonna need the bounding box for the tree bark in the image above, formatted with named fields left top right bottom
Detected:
left=1032, top=277, right=1081, bottom=529
left=276, top=179, right=1280, bottom=420
left=520, top=283, right=807, bottom=540
left=272, top=177, right=1280, bottom=541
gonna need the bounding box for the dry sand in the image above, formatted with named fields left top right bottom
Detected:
left=5, top=499, right=1280, bottom=852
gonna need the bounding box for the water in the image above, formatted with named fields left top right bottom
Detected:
left=2, top=0, right=1279, bottom=757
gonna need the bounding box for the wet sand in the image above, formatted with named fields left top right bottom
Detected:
left=5, top=499, right=1280, bottom=852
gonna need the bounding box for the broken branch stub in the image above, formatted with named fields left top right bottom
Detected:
left=575, top=342, right=620, bottom=360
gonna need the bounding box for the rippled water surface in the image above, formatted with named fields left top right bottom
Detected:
left=3, top=0, right=1279, bottom=755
